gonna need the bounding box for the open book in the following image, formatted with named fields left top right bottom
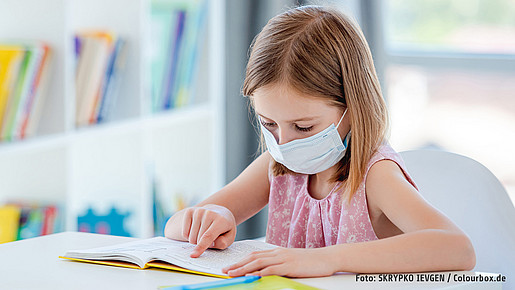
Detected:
left=59, top=237, right=277, bottom=278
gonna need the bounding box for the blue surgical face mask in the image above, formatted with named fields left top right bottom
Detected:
left=261, top=109, right=350, bottom=174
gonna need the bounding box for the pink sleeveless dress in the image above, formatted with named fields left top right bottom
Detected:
left=265, top=143, right=417, bottom=248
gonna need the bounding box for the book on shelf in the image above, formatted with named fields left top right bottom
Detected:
left=60, top=236, right=277, bottom=278
left=0, top=201, right=63, bottom=243
left=0, top=42, right=52, bottom=141
left=74, top=31, right=127, bottom=127
left=97, top=37, right=127, bottom=123
left=0, top=205, right=21, bottom=244
left=150, top=0, right=207, bottom=112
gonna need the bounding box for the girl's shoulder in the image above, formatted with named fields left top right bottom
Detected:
left=364, top=143, right=419, bottom=213
left=368, top=143, right=404, bottom=168
left=365, top=144, right=412, bottom=178
left=365, top=143, right=418, bottom=192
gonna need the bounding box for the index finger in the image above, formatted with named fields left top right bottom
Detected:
left=190, top=224, right=218, bottom=258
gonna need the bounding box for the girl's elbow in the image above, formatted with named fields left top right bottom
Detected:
left=457, top=234, right=476, bottom=271
left=463, top=248, right=476, bottom=271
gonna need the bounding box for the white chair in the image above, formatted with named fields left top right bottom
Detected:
left=401, top=149, right=515, bottom=288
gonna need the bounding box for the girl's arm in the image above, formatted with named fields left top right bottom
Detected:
left=325, top=159, right=476, bottom=273
left=195, top=151, right=271, bottom=225
left=164, top=151, right=271, bottom=256
left=223, top=159, right=475, bottom=277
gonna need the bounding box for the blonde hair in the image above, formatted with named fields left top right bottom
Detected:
left=243, top=5, right=388, bottom=202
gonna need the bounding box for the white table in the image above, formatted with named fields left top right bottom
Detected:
left=0, top=232, right=503, bottom=290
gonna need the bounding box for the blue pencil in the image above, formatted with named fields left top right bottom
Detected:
left=161, top=275, right=261, bottom=290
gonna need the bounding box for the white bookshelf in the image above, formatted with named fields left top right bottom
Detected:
left=0, top=0, right=226, bottom=238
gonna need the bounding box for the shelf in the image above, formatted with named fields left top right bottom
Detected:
left=0, top=103, right=213, bottom=156
left=0, top=0, right=226, bottom=239
left=0, top=134, right=69, bottom=157
left=146, top=103, right=212, bottom=128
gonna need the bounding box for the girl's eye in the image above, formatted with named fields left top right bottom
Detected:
left=295, top=125, right=313, bottom=132
left=260, top=120, right=276, bottom=127
left=260, top=119, right=312, bottom=132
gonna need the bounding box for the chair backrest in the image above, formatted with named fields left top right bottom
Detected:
left=400, top=150, right=515, bottom=287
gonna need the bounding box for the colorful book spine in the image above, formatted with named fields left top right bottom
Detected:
left=150, top=0, right=208, bottom=112
left=150, top=6, right=177, bottom=113
left=75, top=32, right=112, bottom=126
left=1, top=47, right=31, bottom=141
left=9, top=45, right=44, bottom=140
left=0, top=42, right=52, bottom=141
left=74, top=32, right=127, bottom=126
left=20, top=45, right=52, bottom=138
left=97, top=38, right=127, bottom=123
left=17, top=44, right=51, bottom=139
left=0, top=205, right=21, bottom=244
left=174, top=0, right=208, bottom=108
left=162, top=9, right=186, bottom=110
left=0, top=46, right=24, bottom=132
left=0, top=202, right=63, bottom=242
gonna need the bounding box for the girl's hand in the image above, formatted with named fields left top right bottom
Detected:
left=221, top=247, right=336, bottom=278
left=181, top=204, right=237, bottom=258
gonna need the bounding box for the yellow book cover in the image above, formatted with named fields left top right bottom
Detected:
left=0, top=45, right=24, bottom=130
left=1, top=45, right=35, bottom=141
left=60, top=236, right=277, bottom=279
left=0, top=205, right=21, bottom=244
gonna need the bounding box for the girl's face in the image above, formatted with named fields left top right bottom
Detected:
left=253, top=83, right=349, bottom=145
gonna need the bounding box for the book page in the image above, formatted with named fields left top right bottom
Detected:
left=64, top=237, right=173, bottom=268
left=152, top=238, right=278, bottom=276
left=64, top=237, right=277, bottom=275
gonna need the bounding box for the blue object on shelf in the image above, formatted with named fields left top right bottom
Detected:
left=77, top=207, right=132, bottom=237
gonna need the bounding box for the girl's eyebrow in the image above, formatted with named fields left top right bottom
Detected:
left=257, top=113, right=318, bottom=123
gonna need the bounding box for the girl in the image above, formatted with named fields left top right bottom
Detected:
left=164, top=5, right=475, bottom=278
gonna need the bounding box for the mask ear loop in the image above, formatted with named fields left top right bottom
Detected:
left=336, top=108, right=348, bottom=128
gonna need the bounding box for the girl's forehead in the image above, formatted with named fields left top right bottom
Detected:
left=252, top=84, right=337, bottom=120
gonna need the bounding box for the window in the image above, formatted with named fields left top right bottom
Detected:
left=371, top=0, right=515, bottom=201
left=385, top=0, right=515, bottom=54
